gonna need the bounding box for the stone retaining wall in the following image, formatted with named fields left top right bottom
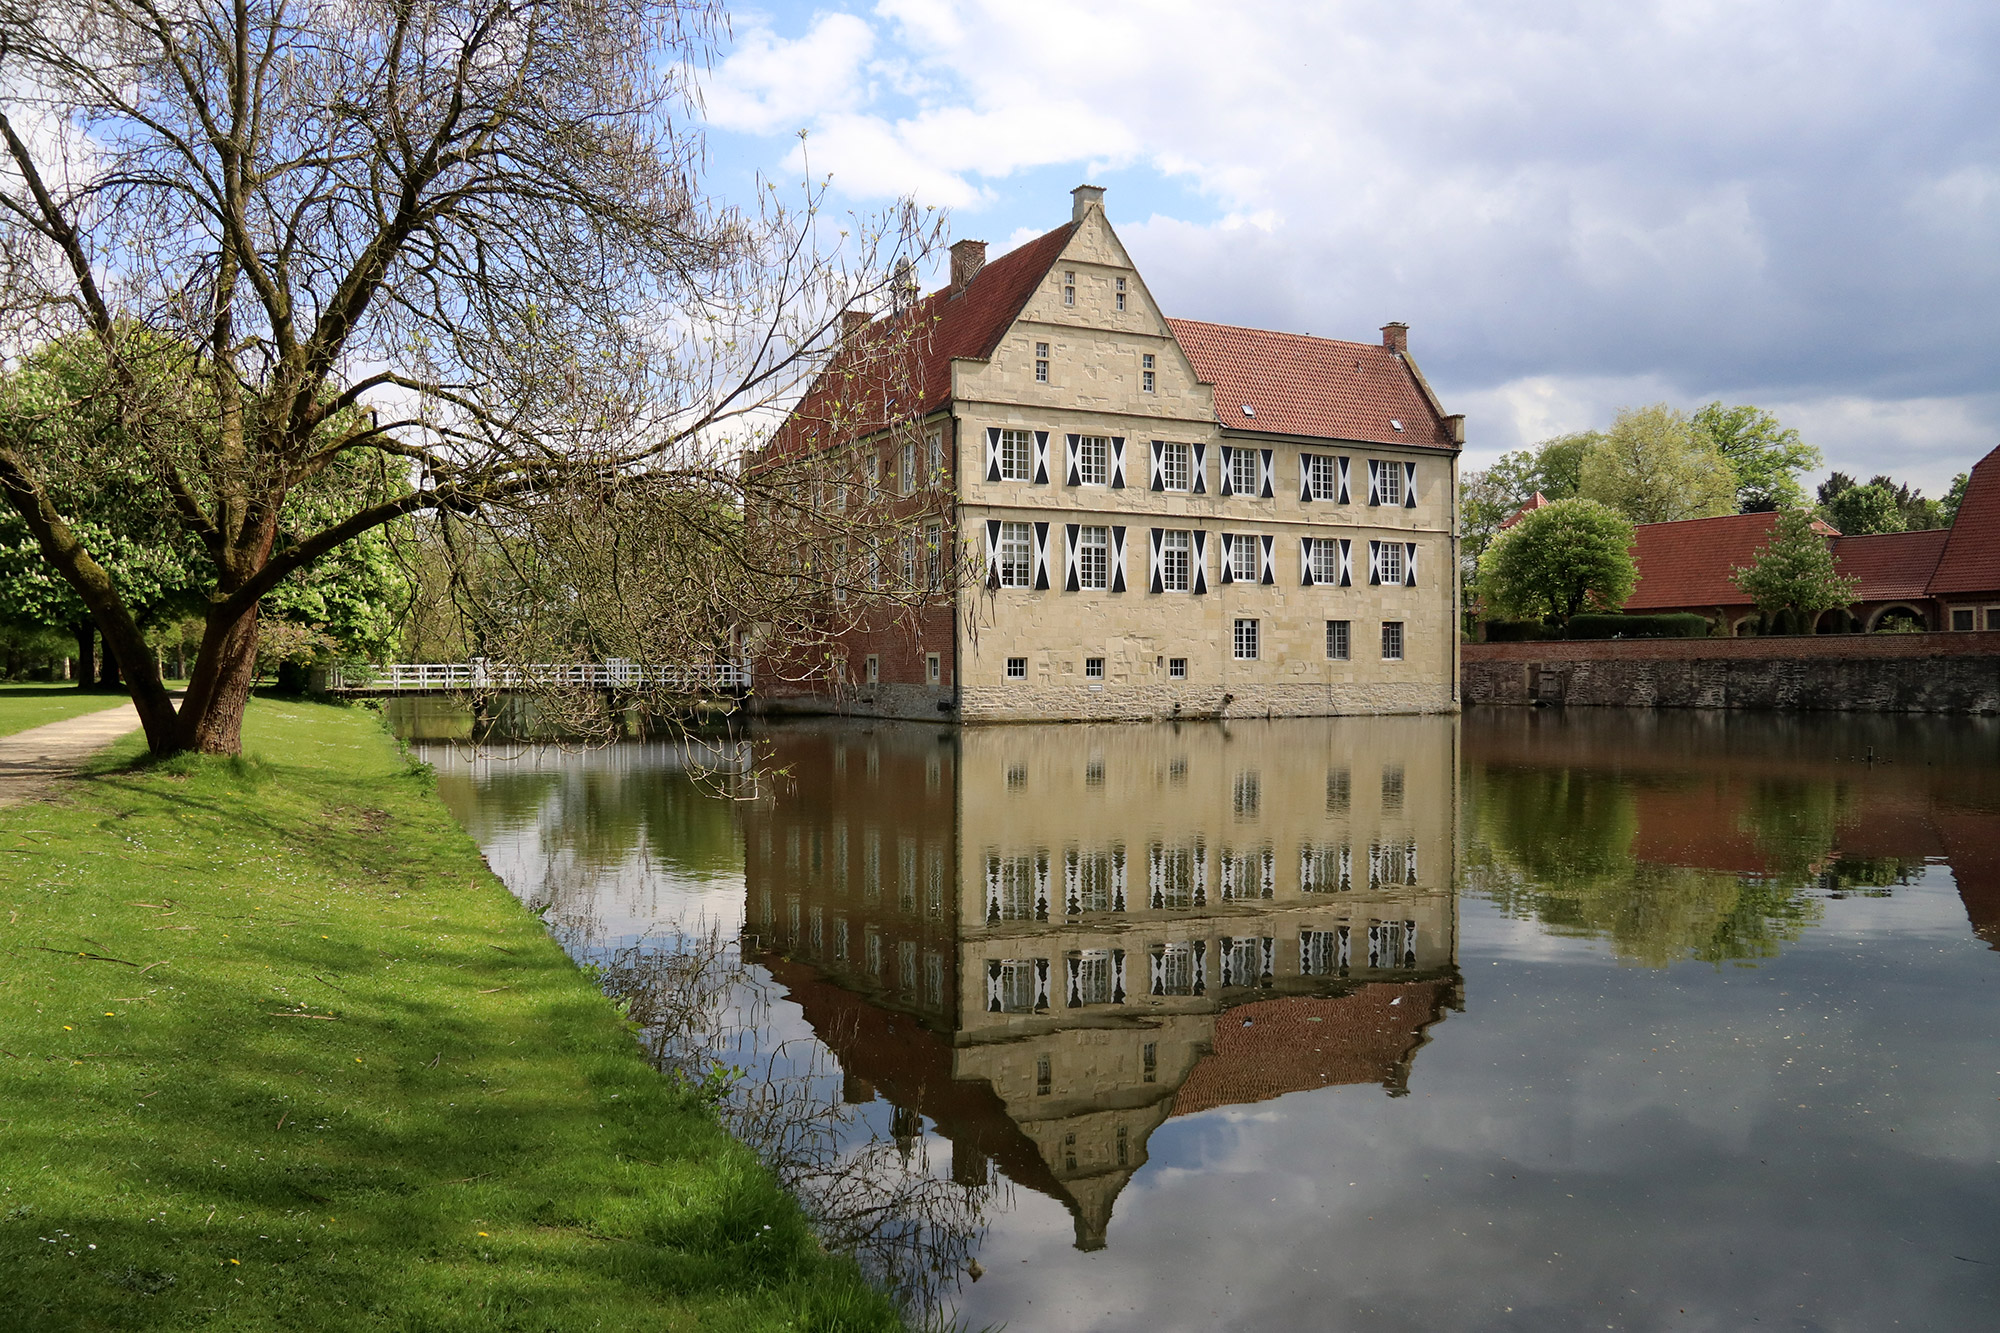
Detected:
left=1464, top=632, right=2000, bottom=713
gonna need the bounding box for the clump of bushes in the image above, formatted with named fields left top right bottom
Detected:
left=1482, top=613, right=1711, bottom=642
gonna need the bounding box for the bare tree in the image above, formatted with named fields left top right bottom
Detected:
left=0, top=0, right=942, bottom=754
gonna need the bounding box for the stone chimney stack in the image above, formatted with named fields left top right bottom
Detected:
left=840, top=309, right=870, bottom=343
left=1071, top=183, right=1106, bottom=222
left=949, top=239, right=987, bottom=293
left=891, top=259, right=916, bottom=312
left=1381, top=321, right=1409, bottom=354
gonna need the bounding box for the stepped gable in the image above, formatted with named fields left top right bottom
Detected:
left=1830, top=528, right=1950, bottom=600
left=1167, top=318, right=1458, bottom=449
left=1928, top=444, right=2000, bottom=595
left=1625, top=511, right=1839, bottom=611
left=767, top=223, right=1076, bottom=457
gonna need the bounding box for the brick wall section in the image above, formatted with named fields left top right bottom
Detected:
left=753, top=602, right=959, bottom=721
left=1464, top=632, right=2000, bottom=713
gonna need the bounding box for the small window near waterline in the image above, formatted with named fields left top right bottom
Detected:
left=1085, top=656, right=1105, bottom=679
left=1168, top=657, right=1188, bottom=680
left=1382, top=621, right=1404, bottom=661
left=1006, top=656, right=1027, bottom=680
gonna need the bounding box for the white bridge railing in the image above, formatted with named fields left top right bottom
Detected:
left=323, top=660, right=751, bottom=693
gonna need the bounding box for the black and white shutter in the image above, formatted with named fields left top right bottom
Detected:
left=1299, top=452, right=1315, bottom=502
left=986, top=958, right=1002, bottom=1010
left=1111, top=948, right=1127, bottom=1003
left=1260, top=533, right=1275, bottom=585
left=985, top=519, right=1002, bottom=585
left=1032, top=522, right=1051, bottom=591
left=1339, top=538, right=1354, bottom=587
left=1064, top=849, right=1081, bottom=915
left=1192, top=530, right=1209, bottom=594
left=1300, top=536, right=1316, bottom=587
left=1218, top=446, right=1235, bottom=496
left=1368, top=539, right=1382, bottom=585
left=1109, top=437, right=1126, bottom=489
left=1033, top=431, right=1050, bottom=485
left=1110, top=527, right=1127, bottom=593
left=1148, top=528, right=1164, bottom=594
left=984, top=854, right=1001, bottom=925
left=984, top=428, right=1002, bottom=483
left=1034, top=957, right=1051, bottom=1011
left=1035, top=852, right=1051, bottom=921
left=1066, top=953, right=1082, bottom=1008
left=1192, top=442, right=1207, bottom=495
left=1219, top=532, right=1236, bottom=585
left=1404, top=541, right=1418, bottom=587
left=1403, top=461, right=1418, bottom=508
left=1149, top=441, right=1165, bottom=492
left=1111, top=845, right=1127, bottom=911
left=1338, top=456, right=1352, bottom=504
left=1063, top=523, right=1080, bottom=592
left=1260, top=448, right=1275, bottom=498
left=1367, top=459, right=1381, bottom=506
left=1065, top=434, right=1082, bottom=487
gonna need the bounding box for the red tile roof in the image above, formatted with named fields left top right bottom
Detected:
left=1624, top=512, right=1838, bottom=611
left=1500, top=492, right=1550, bottom=530
left=1167, top=318, right=1458, bottom=449
left=1929, top=444, right=2000, bottom=595
left=1829, top=529, right=1950, bottom=601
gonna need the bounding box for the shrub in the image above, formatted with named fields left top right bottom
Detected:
left=1565, top=613, right=1711, bottom=640
left=1483, top=620, right=1554, bottom=642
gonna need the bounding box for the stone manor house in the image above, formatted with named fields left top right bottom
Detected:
left=750, top=186, right=1465, bottom=721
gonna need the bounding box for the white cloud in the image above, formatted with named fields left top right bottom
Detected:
left=700, top=12, right=876, bottom=136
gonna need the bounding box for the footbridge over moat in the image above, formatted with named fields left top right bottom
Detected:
left=317, top=661, right=752, bottom=696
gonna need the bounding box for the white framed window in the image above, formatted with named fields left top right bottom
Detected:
left=1379, top=541, right=1405, bottom=585
left=1141, top=352, right=1155, bottom=394
left=901, top=440, right=917, bottom=495
left=1161, top=528, right=1191, bottom=591
left=1115, top=276, right=1127, bottom=311
left=925, top=522, right=943, bottom=587
left=999, top=428, right=1033, bottom=481
left=1075, top=435, right=1108, bottom=486
left=867, top=538, right=881, bottom=591
left=1168, top=657, right=1188, bottom=680
left=1310, top=539, right=1340, bottom=584
left=1327, top=619, right=1350, bottom=661
left=1382, top=621, right=1404, bottom=661
left=830, top=540, right=848, bottom=602
left=865, top=655, right=879, bottom=684
left=926, top=653, right=941, bottom=684
left=866, top=453, right=881, bottom=498
left=1084, top=656, right=1105, bottom=679
left=1077, top=525, right=1109, bottom=590
left=1308, top=453, right=1340, bottom=501
left=1006, top=656, right=1027, bottom=680
left=1229, top=534, right=1258, bottom=582
left=1034, top=342, right=1050, bottom=383
left=1160, top=441, right=1192, bottom=492
left=1233, top=618, right=1259, bottom=660
left=1230, top=449, right=1258, bottom=496
left=1378, top=461, right=1405, bottom=506
left=998, top=521, right=1032, bottom=588
left=904, top=530, right=921, bottom=587
left=925, top=429, right=944, bottom=484
left=1063, top=271, right=1076, bottom=305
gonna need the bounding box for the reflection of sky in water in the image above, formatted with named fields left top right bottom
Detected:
left=412, top=710, right=2000, bottom=1331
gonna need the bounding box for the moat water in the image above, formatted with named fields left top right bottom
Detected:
left=391, top=703, right=2000, bottom=1331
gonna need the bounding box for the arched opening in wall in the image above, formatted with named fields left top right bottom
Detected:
left=1815, top=608, right=1859, bottom=634
left=1869, top=605, right=1928, bottom=633
left=1733, top=616, right=1761, bottom=636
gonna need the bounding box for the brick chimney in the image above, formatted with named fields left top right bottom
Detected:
left=840, top=309, right=870, bottom=343
left=1071, top=183, right=1106, bottom=222
left=1380, top=321, right=1409, bottom=354
left=949, top=239, right=986, bottom=293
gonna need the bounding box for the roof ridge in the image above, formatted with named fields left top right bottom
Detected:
left=1166, top=315, right=1392, bottom=355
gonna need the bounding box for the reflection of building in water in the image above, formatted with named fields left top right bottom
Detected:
left=742, top=718, right=1462, bottom=1250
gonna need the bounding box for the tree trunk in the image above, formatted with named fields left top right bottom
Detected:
left=72, top=621, right=95, bottom=689
left=175, top=603, right=261, bottom=755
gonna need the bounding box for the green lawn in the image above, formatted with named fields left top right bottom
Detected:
left=0, top=683, right=130, bottom=738
left=0, top=699, right=899, bottom=1332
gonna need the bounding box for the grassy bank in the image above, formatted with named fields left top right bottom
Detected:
left=0, top=683, right=129, bottom=738
left=0, top=699, right=899, bottom=1331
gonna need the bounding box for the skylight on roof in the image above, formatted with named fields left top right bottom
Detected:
left=1390, top=419, right=1404, bottom=432
left=1241, top=404, right=1255, bottom=417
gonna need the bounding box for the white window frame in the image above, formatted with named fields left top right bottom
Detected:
left=1310, top=539, right=1340, bottom=585
left=1160, top=441, right=1192, bottom=492
left=998, top=521, right=1032, bottom=588
left=830, top=539, right=847, bottom=602
left=1229, top=534, right=1258, bottom=582
left=1327, top=619, right=1350, bottom=661
left=1230, top=449, right=1259, bottom=497
left=1379, top=541, right=1405, bottom=585
left=865, top=654, right=879, bottom=684
left=1382, top=621, right=1404, bottom=661
left=1168, top=657, right=1188, bottom=680
left=1075, top=434, right=1108, bottom=486
left=1006, top=656, right=1027, bottom=680
left=925, top=522, right=943, bottom=588
left=1077, top=525, right=1109, bottom=590
left=1308, top=453, right=1340, bottom=501
left=1084, top=656, right=1105, bottom=679
left=925, top=429, right=944, bottom=485
left=1141, top=352, right=1155, bottom=394
left=1115, top=276, right=1127, bottom=311
left=1233, top=618, right=1259, bottom=660
left=1063, top=271, right=1076, bottom=305
left=999, top=428, right=1033, bottom=482
left=926, top=652, right=941, bottom=684
left=900, top=440, right=917, bottom=495
left=1034, top=342, right=1050, bottom=383
left=1161, top=528, right=1192, bottom=592
left=1378, top=460, right=1405, bottom=506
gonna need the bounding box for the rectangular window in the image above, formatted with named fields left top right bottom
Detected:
left=1160, top=441, right=1192, bottom=492
left=999, top=428, right=1033, bottom=481
left=1037, top=1053, right=1053, bottom=1094
left=1084, top=656, right=1105, bottom=679
left=1326, top=619, right=1350, bottom=660
left=1233, top=618, right=1259, bottom=660
left=999, top=520, right=1032, bottom=588
left=866, top=454, right=881, bottom=498
left=831, top=540, right=847, bottom=602
left=904, top=531, right=921, bottom=587
left=1952, top=608, right=1975, bottom=631
left=1141, top=352, right=1155, bottom=394
left=1311, top=539, right=1340, bottom=584
left=926, top=653, right=941, bottom=684
left=901, top=440, right=917, bottom=495
left=1229, top=533, right=1258, bottom=582
left=1115, top=276, right=1127, bottom=311
left=1382, top=621, right=1404, bottom=661
left=1034, top=342, right=1050, bottom=383
left=1379, top=541, right=1404, bottom=585
left=1378, top=461, right=1404, bottom=506
left=1381, top=765, right=1405, bottom=812
left=1308, top=453, right=1340, bottom=501
left=1230, top=449, right=1258, bottom=496
left=865, top=655, right=879, bottom=685
left=1161, top=528, right=1191, bottom=591
left=926, top=429, right=944, bottom=484
left=1326, top=766, right=1351, bottom=812
left=1076, top=435, right=1108, bottom=486
left=1989, top=608, right=2000, bottom=631
left=1006, top=656, right=1027, bottom=680
left=925, top=522, right=943, bottom=587
left=1142, top=1041, right=1157, bottom=1082
left=1078, top=525, right=1108, bottom=590
left=1063, top=271, right=1076, bottom=305
left=1168, top=657, right=1188, bottom=680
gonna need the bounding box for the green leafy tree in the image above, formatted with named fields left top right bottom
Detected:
left=1477, top=497, right=1638, bottom=624
left=1693, top=402, right=1821, bottom=512
left=1459, top=432, right=1605, bottom=623
left=1578, top=404, right=1738, bottom=523
left=1942, top=471, right=1971, bottom=525
left=1731, top=509, right=1858, bottom=632
left=1821, top=482, right=1905, bottom=535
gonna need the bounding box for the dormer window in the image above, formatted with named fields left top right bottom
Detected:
left=1063, top=271, right=1076, bottom=306
left=1141, top=353, right=1155, bottom=394
left=1115, top=276, right=1127, bottom=311
left=1035, top=341, right=1050, bottom=383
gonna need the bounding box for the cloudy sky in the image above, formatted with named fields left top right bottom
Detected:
left=692, top=0, right=2000, bottom=492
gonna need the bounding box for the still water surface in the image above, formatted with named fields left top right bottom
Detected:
left=396, top=705, right=2000, bottom=1331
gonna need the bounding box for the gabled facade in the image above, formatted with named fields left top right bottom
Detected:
left=751, top=186, right=1465, bottom=721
